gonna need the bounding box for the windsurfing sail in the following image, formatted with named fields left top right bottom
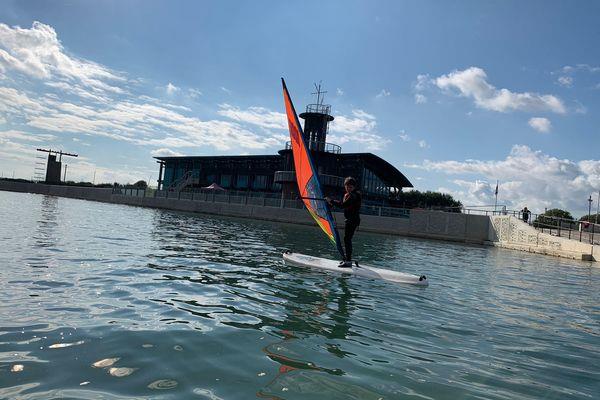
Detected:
left=281, top=78, right=345, bottom=259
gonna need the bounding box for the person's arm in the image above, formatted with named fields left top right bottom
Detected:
left=338, top=193, right=358, bottom=209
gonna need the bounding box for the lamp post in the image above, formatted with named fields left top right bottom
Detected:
left=588, top=195, right=593, bottom=222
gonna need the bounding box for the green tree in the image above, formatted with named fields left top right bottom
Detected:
left=579, top=213, right=600, bottom=223
left=393, top=190, right=462, bottom=211
left=533, top=208, right=574, bottom=228
left=133, top=180, right=148, bottom=189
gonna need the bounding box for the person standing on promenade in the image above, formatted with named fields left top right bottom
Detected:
left=326, top=177, right=362, bottom=268
left=522, top=206, right=531, bottom=223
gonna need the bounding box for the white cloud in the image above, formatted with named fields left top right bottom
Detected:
left=336, top=88, right=344, bottom=96
left=557, top=76, right=573, bottom=87
left=0, top=130, right=56, bottom=142
left=328, top=109, right=387, bottom=150
left=561, top=64, right=600, bottom=74
left=220, top=86, right=231, bottom=94
left=408, top=145, right=600, bottom=215
left=398, top=131, right=411, bottom=142
left=217, top=104, right=287, bottom=130
left=528, top=117, right=552, bottom=133
left=0, top=21, right=126, bottom=94
left=414, top=74, right=430, bottom=91
left=375, top=89, right=390, bottom=98
left=414, top=93, right=427, bottom=104
left=574, top=100, right=587, bottom=114
left=330, top=113, right=376, bottom=134
left=151, top=148, right=184, bottom=157
left=188, top=88, right=202, bottom=98
left=435, top=67, right=566, bottom=114
left=165, top=82, right=180, bottom=95
left=351, top=109, right=375, bottom=120
left=418, top=139, right=429, bottom=148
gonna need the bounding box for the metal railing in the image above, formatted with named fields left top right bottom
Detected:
left=462, top=205, right=600, bottom=245
left=114, top=188, right=413, bottom=219
left=305, top=103, right=331, bottom=115
left=284, top=141, right=341, bottom=154
left=110, top=188, right=600, bottom=243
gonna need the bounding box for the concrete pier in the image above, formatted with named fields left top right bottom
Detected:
left=489, top=215, right=595, bottom=261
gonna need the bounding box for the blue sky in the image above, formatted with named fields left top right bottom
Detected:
left=1, top=0, right=599, bottom=216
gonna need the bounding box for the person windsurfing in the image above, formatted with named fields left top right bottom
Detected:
left=326, top=177, right=362, bottom=268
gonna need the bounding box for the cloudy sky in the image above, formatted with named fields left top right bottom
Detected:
left=1, top=1, right=599, bottom=216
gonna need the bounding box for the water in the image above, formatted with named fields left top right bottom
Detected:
left=0, top=191, right=598, bottom=399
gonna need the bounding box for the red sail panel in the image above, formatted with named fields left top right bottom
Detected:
left=281, top=79, right=344, bottom=257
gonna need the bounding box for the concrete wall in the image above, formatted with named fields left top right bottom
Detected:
left=489, top=215, right=595, bottom=261
left=1, top=180, right=490, bottom=244
left=0, top=180, right=113, bottom=201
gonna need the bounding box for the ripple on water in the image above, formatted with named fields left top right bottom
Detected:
left=0, top=191, right=599, bottom=399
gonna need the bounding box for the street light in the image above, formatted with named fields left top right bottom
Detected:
left=588, top=195, right=593, bottom=222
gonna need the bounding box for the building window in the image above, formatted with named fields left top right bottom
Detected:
left=253, top=175, right=267, bottom=189
left=362, top=167, right=388, bottom=196
left=221, top=174, right=231, bottom=188
left=237, top=175, right=248, bottom=188
left=205, top=174, right=216, bottom=186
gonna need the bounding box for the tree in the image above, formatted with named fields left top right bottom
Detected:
left=392, top=190, right=462, bottom=211
left=579, top=213, right=600, bottom=223
left=533, top=208, right=574, bottom=228
left=133, top=180, right=148, bottom=189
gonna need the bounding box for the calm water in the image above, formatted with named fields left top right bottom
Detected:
left=0, top=191, right=598, bottom=399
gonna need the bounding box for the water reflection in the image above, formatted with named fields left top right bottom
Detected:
left=0, top=191, right=599, bottom=400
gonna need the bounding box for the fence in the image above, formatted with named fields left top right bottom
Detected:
left=113, top=187, right=413, bottom=219
left=462, top=205, right=599, bottom=245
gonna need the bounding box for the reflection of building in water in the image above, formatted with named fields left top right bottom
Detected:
left=154, top=87, right=412, bottom=205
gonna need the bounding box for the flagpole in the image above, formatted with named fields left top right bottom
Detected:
left=596, top=190, right=599, bottom=224
left=494, top=180, right=498, bottom=213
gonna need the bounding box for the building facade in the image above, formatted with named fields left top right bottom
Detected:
left=155, top=99, right=412, bottom=204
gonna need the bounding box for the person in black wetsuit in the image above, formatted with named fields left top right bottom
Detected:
left=326, top=177, right=362, bottom=268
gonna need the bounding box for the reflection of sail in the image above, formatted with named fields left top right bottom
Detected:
left=281, top=78, right=345, bottom=259
left=256, top=278, right=371, bottom=399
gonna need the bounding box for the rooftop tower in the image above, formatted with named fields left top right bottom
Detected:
left=299, top=83, right=335, bottom=152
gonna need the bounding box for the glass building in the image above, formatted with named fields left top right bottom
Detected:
left=155, top=99, right=412, bottom=204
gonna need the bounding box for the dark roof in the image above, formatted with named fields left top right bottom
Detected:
left=154, top=152, right=413, bottom=188
left=345, top=153, right=413, bottom=188
left=154, top=154, right=280, bottom=161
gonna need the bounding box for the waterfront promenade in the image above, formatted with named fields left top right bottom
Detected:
left=0, top=180, right=595, bottom=262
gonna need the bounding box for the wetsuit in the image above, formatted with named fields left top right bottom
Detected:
left=332, top=191, right=362, bottom=261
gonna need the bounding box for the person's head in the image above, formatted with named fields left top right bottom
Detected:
left=524, top=206, right=528, bottom=211
left=344, top=177, right=357, bottom=193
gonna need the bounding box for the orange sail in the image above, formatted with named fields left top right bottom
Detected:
left=281, top=78, right=345, bottom=258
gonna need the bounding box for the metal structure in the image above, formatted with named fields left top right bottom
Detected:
left=36, top=148, right=78, bottom=184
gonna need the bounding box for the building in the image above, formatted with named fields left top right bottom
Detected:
left=154, top=95, right=412, bottom=204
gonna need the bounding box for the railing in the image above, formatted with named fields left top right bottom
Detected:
left=167, top=170, right=199, bottom=193
left=116, top=188, right=413, bottom=219
left=304, top=103, right=331, bottom=115
left=274, top=171, right=344, bottom=187
left=462, top=205, right=600, bottom=245
left=284, top=141, right=341, bottom=154
left=273, top=171, right=295, bottom=183
left=110, top=188, right=600, bottom=244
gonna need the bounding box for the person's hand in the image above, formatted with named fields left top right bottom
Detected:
left=325, top=196, right=332, bottom=205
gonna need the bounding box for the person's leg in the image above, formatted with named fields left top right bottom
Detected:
left=344, top=221, right=358, bottom=261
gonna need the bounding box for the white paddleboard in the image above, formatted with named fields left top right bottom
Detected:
left=283, top=252, right=428, bottom=286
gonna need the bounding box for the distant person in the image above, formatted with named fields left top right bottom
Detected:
left=326, top=177, right=362, bottom=268
left=522, top=207, right=531, bottom=223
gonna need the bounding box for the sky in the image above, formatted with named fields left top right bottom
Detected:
left=1, top=0, right=599, bottom=216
